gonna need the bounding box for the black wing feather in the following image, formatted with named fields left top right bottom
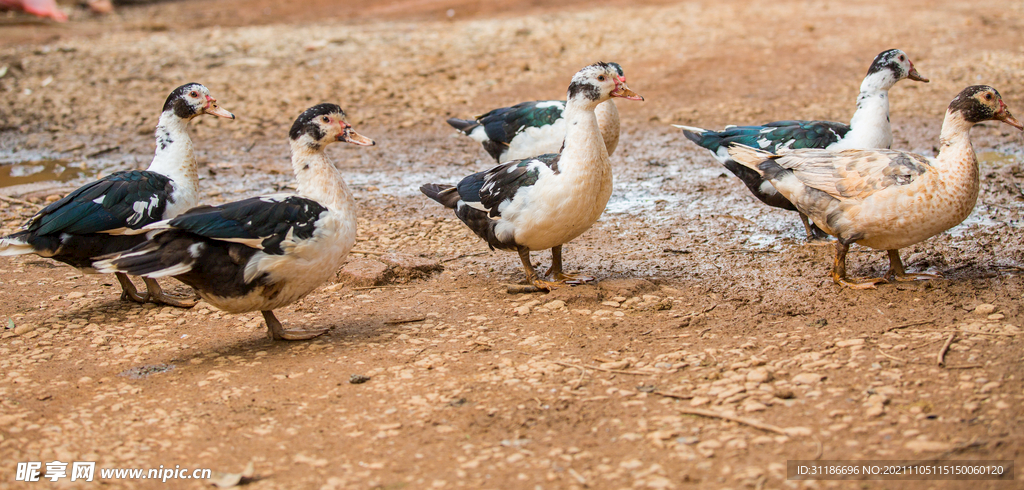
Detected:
left=167, top=196, right=328, bottom=255
left=26, top=170, right=173, bottom=236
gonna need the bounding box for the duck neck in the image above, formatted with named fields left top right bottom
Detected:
left=844, top=71, right=897, bottom=148
left=937, top=110, right=977, bottom=166
left=558, top=97, right=608, bottom=174
left=146, top=112, right=197, bottom=185
left=595, top=100, right=620, bottom=155
left=290, top=142, right=355, bottom=216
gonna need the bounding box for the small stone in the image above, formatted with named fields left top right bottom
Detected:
left=379, top=253, right=443, bottom=280
left=13, top=324, right=35, bottom=335
left=743, top=401, right=767, bottom=412
left=514, top=306, right=531, bottom=316
left=337, top=259, right=389, bottom=287
left=973, top=304, right=997, bottom=315
left=689, top=396, right=710, bottom=407
left=543, top=300, right=565, bottom=310
left=349, top=374, right=371, bottom=384
left=963, top=402, right=979, bottom=412
left=78, top=376, right=93, bottom=384
left=904, top=440, right=953, bottom=452
left=600, top=360, right=630, bottom=370
left=746, top=368, right=772, bottom=383
left=792, top=373, right=824, bottom=385
left=865, top=405, right=885, bottom=418
left=774, top=389, right=795, bottom=400
left=601, top=301, right=621, bottom=308
left=782, top=426, right=812, bottom=437
left=987, top=313, right=1004, bottom=320
left=979, top=381, right=1001, bottom=393
left=696, top=440, right=722, bottom=449
left=836, top=339, right=865, bottom=347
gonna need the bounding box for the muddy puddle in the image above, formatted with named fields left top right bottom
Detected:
left=0, top=159, right=89, bottom=189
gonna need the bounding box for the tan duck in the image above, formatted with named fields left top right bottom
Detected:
left=727, top=85, right=1023, bottom=288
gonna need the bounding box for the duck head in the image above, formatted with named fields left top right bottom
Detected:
left=566, top=62, right=644, bottom=104
left=289, top=103, right=375, bottom=151
left=162, top=83, right=234, bottom=120
left=949, top=85, right=1023, bottom=130
left=864, top=49, right=929, bottom=90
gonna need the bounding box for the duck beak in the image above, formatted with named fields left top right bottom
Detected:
left=907, top=65, right=929, bottom=83
left=997, top=101, right=1024, bottom=131
left=611, top=79, right=644, bottom=101
left=203, top=97, right=235, bottom=119
left=340, top=128, right=375, bottom=146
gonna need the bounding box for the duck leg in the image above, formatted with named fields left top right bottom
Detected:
left=831, top=241, right=886, bottom=289
left=800, top=213, right=832, bottom=244
left=116, top=272, right=149, bottom=303
left=263, top=310, right=329, bottom=341
left=141, top=277, right=199, bottom=308
left=518, top=248, right=561, bottom=291
left=883, top=250, right=942, bottom=282
left=545, top=245, right=595, bottom=284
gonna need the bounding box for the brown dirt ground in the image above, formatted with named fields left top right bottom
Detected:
left=1, top=0, right=1023, bottom=488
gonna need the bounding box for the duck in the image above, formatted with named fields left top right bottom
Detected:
left=95, top=104, right=374, bottom=340
left=446, top=62, right=626, bottom=163
left=422, top=62, right=643, bottom=290
left=725, top=85, right=1022, bottom=289
left=676, top=49, right=929, bottom=241
left=0, top=83, right=234, bottom=307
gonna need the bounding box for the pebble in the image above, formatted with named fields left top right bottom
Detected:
left=836, top=339, right=865, bottom=347
left=742, top=401, right=767, bottom=412
left=13, top=324, right=35, bottom=335
left=689, top=396, right=710, bottom=407
left=745, top=368, right=772, bottom=383
left=979, top=381, right=1001, bottom=393
left=543, top=300, right=565, bottom=310
left=973, top=304, right=997, bottom=315
left=792, top=373, right=824, bottom=385
left=904, top=440, right=952, bottom=452
left=865, top=405, right=885, bottom=418
left=349, top=374, right=371, bottom=384
left=782, top=426, right=812, bottom=437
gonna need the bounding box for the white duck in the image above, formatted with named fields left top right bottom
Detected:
left=422, top=62, right=643, bottom=290
left=0, top=83, right=234, bottom=307
left=95, top=104, right=374, bottom=340
left=727, top=85, right=1023, bottom=288
left=677, top=49, right=928, bottom=241
left=446, top=62, right=626, bottom=163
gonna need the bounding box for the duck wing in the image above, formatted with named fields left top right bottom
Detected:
left=162, top=195, right=329, bottom=255
left=25, top=170, right=173, bottom=236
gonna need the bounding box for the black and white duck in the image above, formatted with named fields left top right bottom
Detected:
left=95, top=104, right=374, bottom=340
left=447, top=63, right=627, bottom=163
left=423, top=62, right=643, bottom=290
left=0, top=83, right=234, bottom=307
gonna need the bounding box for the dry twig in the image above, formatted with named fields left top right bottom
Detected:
left=676, top=407, right=788, bottom=435
left=937, top=332, right=956, bottom=367
left=884, top=320, right=935, bottom=333
left=553, top=361, right=654, bottom=376
left=383, top=316, right=427, bottom=325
